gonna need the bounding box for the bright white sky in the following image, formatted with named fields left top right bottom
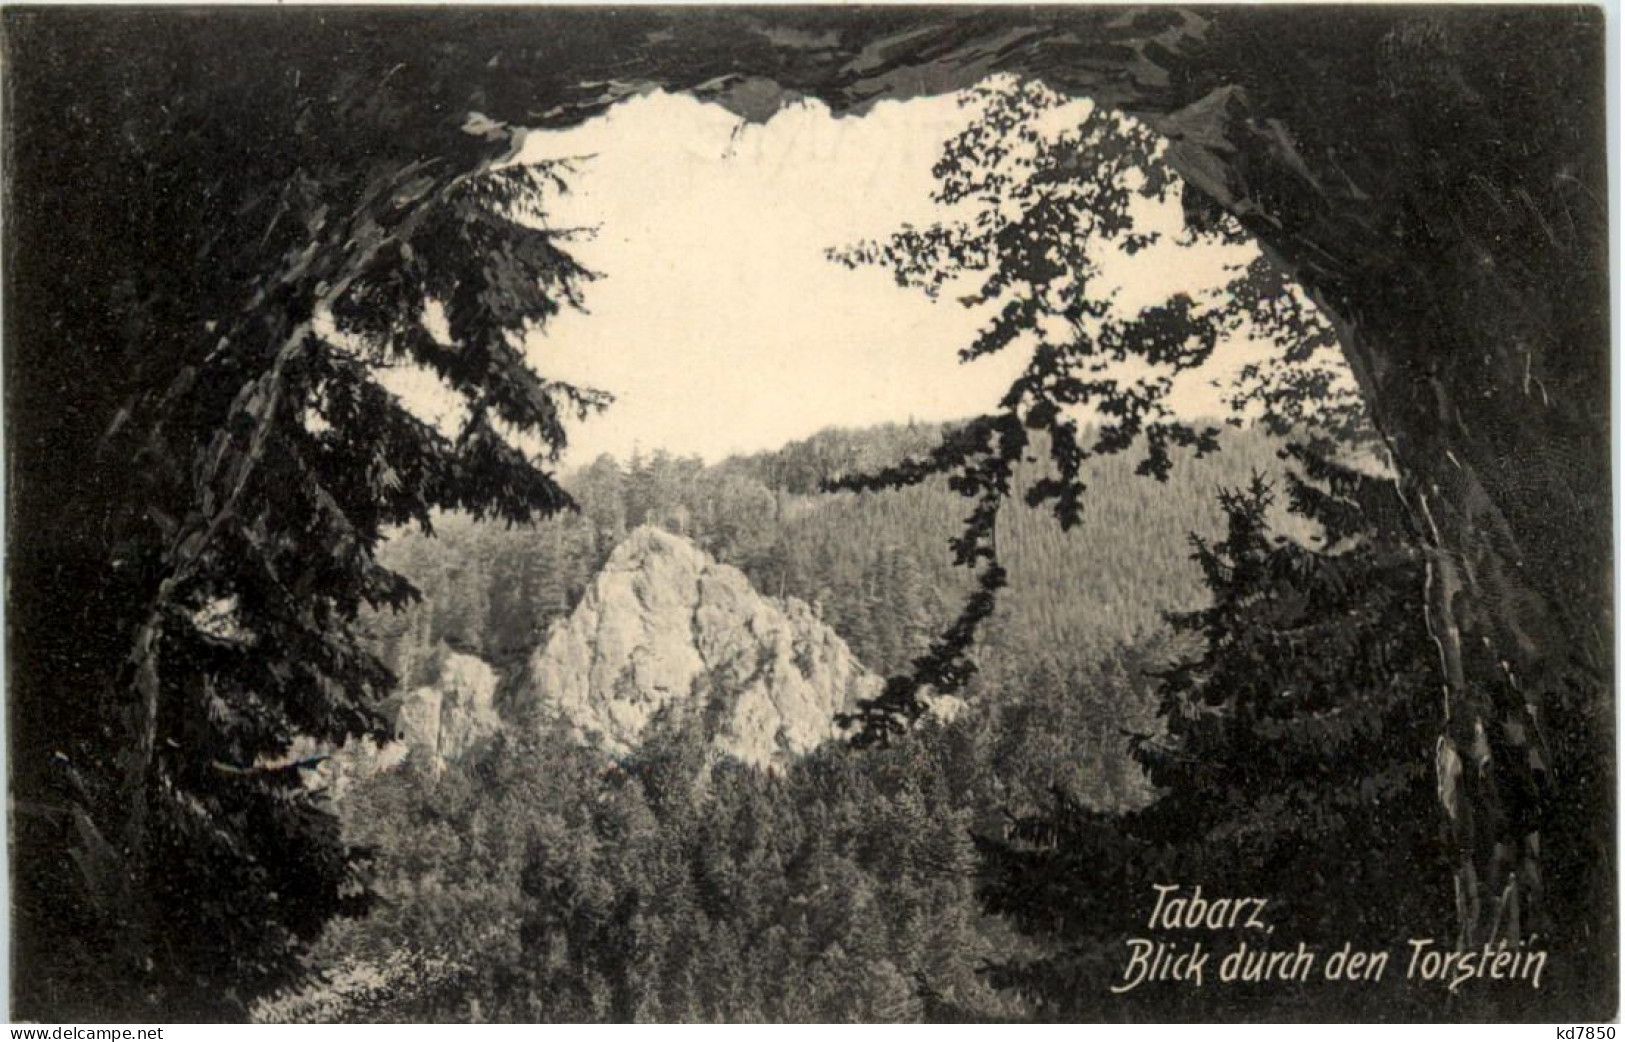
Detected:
left=387, top=86, right=1274, bottom=466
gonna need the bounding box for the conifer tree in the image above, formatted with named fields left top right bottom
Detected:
left=8, top=45, right=607, bottom=1016
left=977, top=452, right=1451, bottom=1017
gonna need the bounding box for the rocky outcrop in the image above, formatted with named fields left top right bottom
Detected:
left=392, top=650, right=502, bottom=772
left=294, top=649, right=496, bottom=792
left=514, top=526, right=876, bottom=767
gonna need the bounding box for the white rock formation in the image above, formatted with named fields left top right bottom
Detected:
left=392, top=650, right=502, bottom=771
left=515, top=525, right=877, bottom=767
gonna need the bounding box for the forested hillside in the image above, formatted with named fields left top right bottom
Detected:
left=265, top=720, right=1033, bottom=1023
left=369, top=420, right=1293, bottom=696
left=262, top=419, right=1463, bottom=1023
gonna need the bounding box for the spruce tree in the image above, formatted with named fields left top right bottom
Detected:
left=978, top=451, right=1451, bottom=1017
left=7, top=44, right=607, bottom=1016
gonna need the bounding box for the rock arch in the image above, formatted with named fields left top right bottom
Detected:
left=5, top=5, right=1611, bottom=1014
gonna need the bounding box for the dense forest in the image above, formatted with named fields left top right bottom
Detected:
left=248, top=420, right=1463, bottom=1021
left=369, top=422, right=1297, bottom=690
left=8, top=9, right=1607, bottom=1023
left=364, top=420, right=1301, bottom=817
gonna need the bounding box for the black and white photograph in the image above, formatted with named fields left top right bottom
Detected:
left=2, top=3, right=1616, bottom=1025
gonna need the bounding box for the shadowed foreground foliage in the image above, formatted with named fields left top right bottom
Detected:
left=5, top=7, right=1610, bottom=1021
